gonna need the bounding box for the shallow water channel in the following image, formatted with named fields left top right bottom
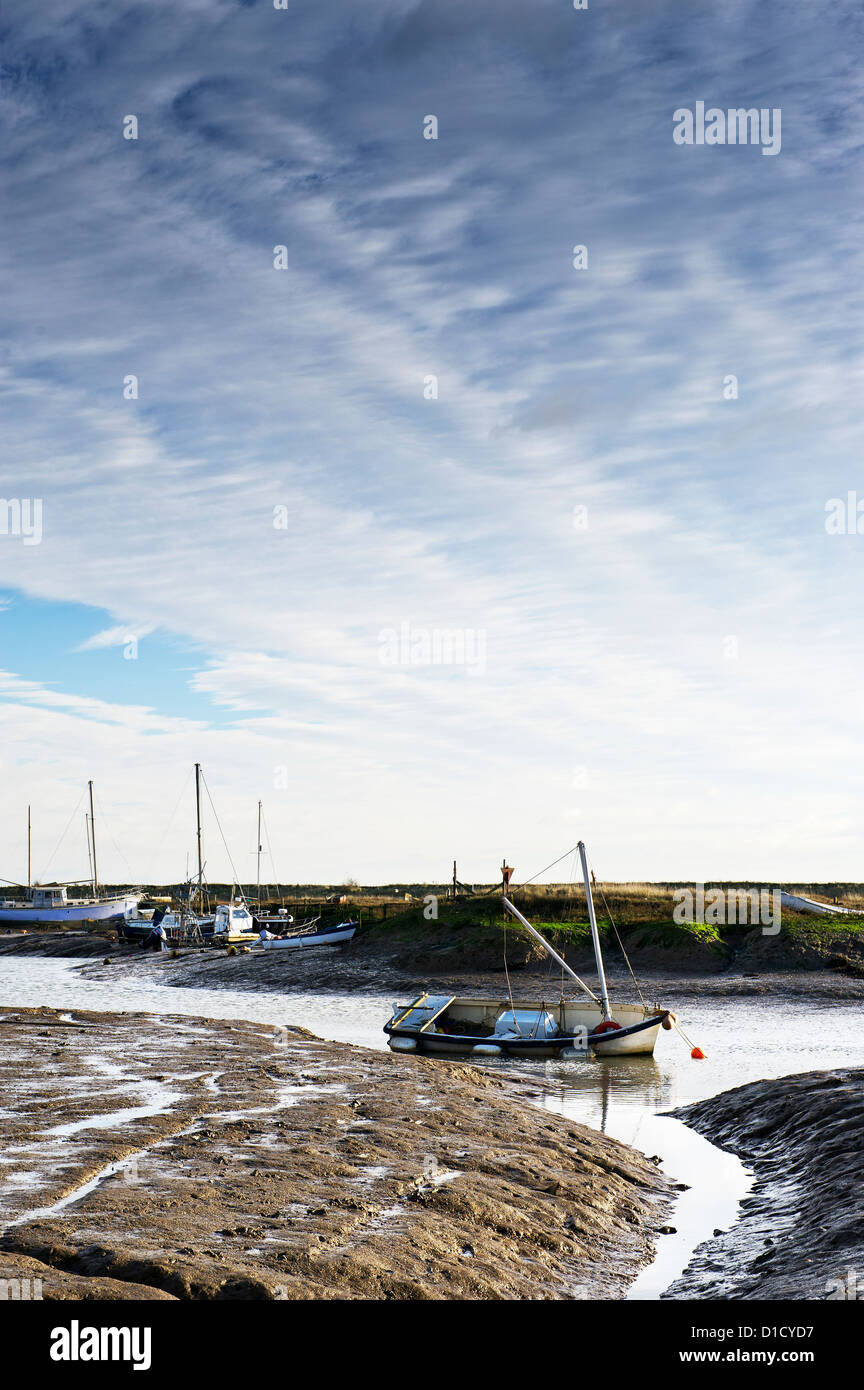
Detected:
left=2, top=957, right=862, bottom=1299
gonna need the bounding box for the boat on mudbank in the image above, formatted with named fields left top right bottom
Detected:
left=0, top=782, right=140, bottom=926
left=119, top=901, right=257, bottom=947
left=0, top=884, right=140, bottom=927
left=385, top=843, right=672, bottom=1059
left=253, top=920, right=358, bottom=949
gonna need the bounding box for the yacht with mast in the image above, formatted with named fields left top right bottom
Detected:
left=248, top=798, right=358, bottom=948
left=119, top=763, right=255, bottom=944
left=0, top=783, right=140, bottom=926
left=384, top=842, right=671, bottom=1058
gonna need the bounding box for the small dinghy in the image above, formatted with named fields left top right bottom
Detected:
left=254, top=920, right=358, bottom=949
left=385, top=843, right=670, bottom=1059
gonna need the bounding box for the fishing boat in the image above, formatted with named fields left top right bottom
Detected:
left=254, top=919, right=358, bottom=949
left=120, top=766, right=262, bottom=947
left=213, top=900, right=257, bottom=941
left=247, top=799, right=358, bottom=948
left=0, top=785, right=140, bottom=926
left=384, top=843, right=671, bottom=1059
left=119, top=763, right=215, bottom=944
left=0, top=884, right=140, bottom=927
left=120, top=899, right=256, bottom=947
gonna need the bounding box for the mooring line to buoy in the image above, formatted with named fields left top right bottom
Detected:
left=664, top=1011, right=705, bottom=1059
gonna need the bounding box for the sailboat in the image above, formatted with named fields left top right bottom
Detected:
left=248, top=799, right=358, bottom=948
left=384, top=842, right=671, bottom=1058
left=0, top=785, right=140, bottom=926
left=120, top=764, right=256, bottom=945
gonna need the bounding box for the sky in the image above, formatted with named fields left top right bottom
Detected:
left=1, top=0, right=863, bottom=888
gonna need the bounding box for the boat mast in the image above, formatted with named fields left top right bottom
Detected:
left=256, top=800, right=263, bottom=904
left=26, top=805, right=31, bottom=889
left=85, top=814, right=94, bottom=889
left=577, top=840, right=611, bottom=1020
left=195, top=763, right=204, bottom=911
left=88, top=780, right=98, bottom=897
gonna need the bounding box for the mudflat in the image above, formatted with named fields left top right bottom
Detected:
left=666, top=1068, right=864, bottom=1300
left=0, top=1006, right=671, bottom=1300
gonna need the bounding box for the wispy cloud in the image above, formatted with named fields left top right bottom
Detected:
left=76, top=623, right=156, bottom=652
left=0, top=1, right=861, bottom=879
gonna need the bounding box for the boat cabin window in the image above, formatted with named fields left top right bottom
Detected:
left=32, top=888, right=68, bottom=907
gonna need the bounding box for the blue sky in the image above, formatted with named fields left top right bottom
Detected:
left=1, top=0, right=863, bottom=885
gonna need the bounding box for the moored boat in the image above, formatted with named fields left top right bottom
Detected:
left=0, top=884, right=140, bottom=926
left=247, top=798, right=358, bottom=948
left=119, top=765, right=257, bottom=947
left=385, top=992, right=667, bottom=1057
left=0, top=782, right=140, bottom=926
left=385, top=842, right=671, bottom=1059
left=254, top=919, right=358, bottom=949
left=119, top=900, right=256, bottom=946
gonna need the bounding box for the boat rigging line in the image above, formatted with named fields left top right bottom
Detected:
left=259, top=802, right=279, bottom=897
left=143, top=767, right=193, bottom=886
left=199, top=769, right=247, bottom=905
left=590, top=858, right=648, bottom=1010
left=35, top=787, right=86, bottom=885
left=519, top=843, right=583, bottom=887
left=502, top=894, right=602, bottom=1006
left=516, top=840, right=649, bottom=1012
left=91, top=787, right=137, bottom=883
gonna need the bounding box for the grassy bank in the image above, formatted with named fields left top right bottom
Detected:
left=352, top=887, right=864, bottom=975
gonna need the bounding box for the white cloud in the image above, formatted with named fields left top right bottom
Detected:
left=76, top=624, right=156, bottom=652
left=0, top=1, right=862, bottom=879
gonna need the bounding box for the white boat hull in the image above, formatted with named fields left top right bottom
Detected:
left=255, top=925, right=357, bottom=949
left=779, top=891, right=854, bottom=917
left=385, top=995, right=665, bottom=1058
left=0, top=895, right=140, bottom=925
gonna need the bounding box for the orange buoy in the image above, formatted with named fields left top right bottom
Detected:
left=594, top=1020, right=622, bottom=1034
left=691, top=1047, right=706, bottom=1060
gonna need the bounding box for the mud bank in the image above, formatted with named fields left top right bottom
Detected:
left=665, top=1068, right=864, bottom=1300
left=0, top=1006, right=670, bottom=1300
left=4, top=931, right=864, bottom=1005
left=87, top=947, right=864, bottom=1006
left=5, top=925, right=864, bottom=1000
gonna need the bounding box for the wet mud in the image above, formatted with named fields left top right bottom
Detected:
left=665, top=1068, right=864, bottom=1300
left=0, top=1006, right=671, bottom=1300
